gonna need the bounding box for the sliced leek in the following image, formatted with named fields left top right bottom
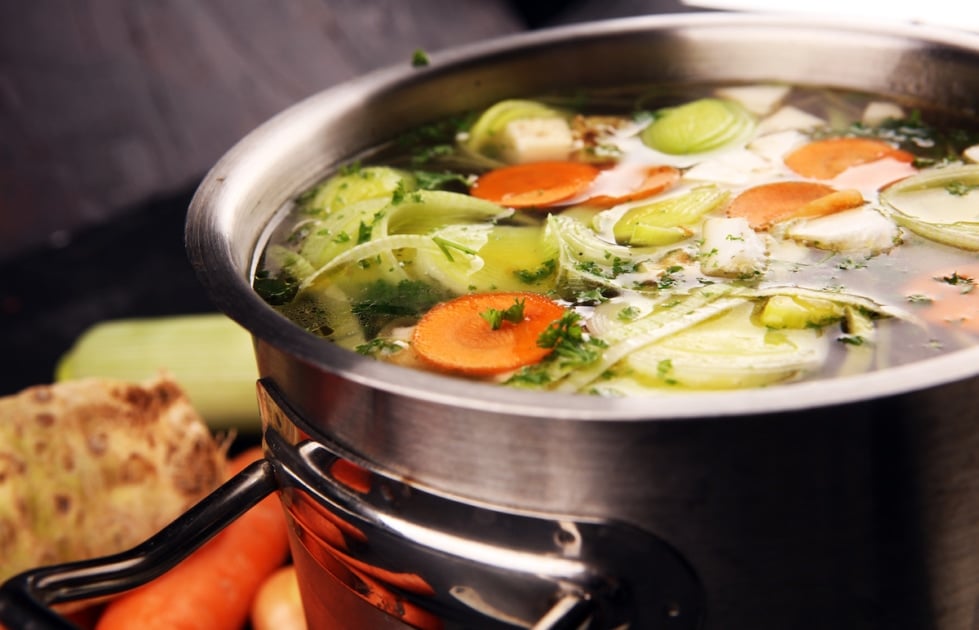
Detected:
left=464, top=99, right=573, bottom=161
left=641, top=98, right=755, bottom=155
left=298, top=166, right=416, bottom=216
left=613, top=185, right=730, bottom=246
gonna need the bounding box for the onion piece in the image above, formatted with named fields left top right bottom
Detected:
left=879, top=164, right=979, bottom=251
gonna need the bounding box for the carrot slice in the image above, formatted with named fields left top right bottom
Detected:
left=726, top=181, right=864, bottom=230
left=583, top=165, right=681, bottom=208
left=470, top=161, right=599, bottom=209
left=411, top=292, right=566, bottom=375
left=904, top=264, right=979, bottom=333
left=784, top=137, right=915, bottom=180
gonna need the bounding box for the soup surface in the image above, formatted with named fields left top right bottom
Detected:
left=255, top=83, right=979, bottom=395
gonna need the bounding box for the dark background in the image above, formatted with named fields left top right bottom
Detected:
left=0, top=0, right=698, bottom=394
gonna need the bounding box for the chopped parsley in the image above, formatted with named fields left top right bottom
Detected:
left=938, top=272, right=975, bottom=294
left=945, top=181, right=978, bottom=196
left=411, top=49, right=430, bottom=67
left=514, top=259, right=557, bottom=284
left=537, top=311, right=607, bottom=367
left=355, top=338, right=404, bottom=356
left=480, top=298, right=526, bottom=330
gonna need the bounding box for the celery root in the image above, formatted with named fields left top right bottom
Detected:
left=0, top=375, right=229, bottom=584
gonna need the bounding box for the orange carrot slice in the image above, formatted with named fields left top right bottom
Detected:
left=470, top=161, right=599, bottom=209
left=784, top=137, right=915, bottom=180
left=583, top=165, right=681, bottom=208
left=904, top=264, right=979, bottom=333
left=726, top=181, right=864, bottom=230
left=411, top=292, right=566, bottom=375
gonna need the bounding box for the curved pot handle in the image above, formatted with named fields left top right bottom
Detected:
left=0, top=458, right=277, bottom=630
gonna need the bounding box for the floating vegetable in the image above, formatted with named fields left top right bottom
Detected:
left=641, top=97, right=755, bottom=155
left=784, top=137, right=915, bottom=180
left=463, top=99, right=573, bottom=163
left=470, top=161, right=599, bottom=208
left=411, top=292, right=567, bottom=375
left=726, top=181, right=864, bottom=230
left=297, top=166, right=416, bottom=216
left=583, top=165, right=681, bottom=208
left=613, top=185, right=730, bottom=246
left=625, top=302, right=829, bottom=389
left=879, top=164, right=979, bottom=251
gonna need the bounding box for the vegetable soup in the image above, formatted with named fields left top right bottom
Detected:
left=254, top=83, right=979, bottom=395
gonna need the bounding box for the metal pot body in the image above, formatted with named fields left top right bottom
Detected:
left=186, top=14, right=979, bottom=629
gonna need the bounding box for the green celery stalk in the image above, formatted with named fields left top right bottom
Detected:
left=55, top=314, right=260, bottom=431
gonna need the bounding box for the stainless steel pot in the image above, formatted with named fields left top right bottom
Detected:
left=3, top=13, right=979, bottom=630
left=188, top=12, right=979, bottom=628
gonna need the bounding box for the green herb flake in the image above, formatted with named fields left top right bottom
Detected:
left=945, top=181, right=978, bottom=196
left=411, top=49, right=430, bottom=67
left=480, top=298, right=526, bottom=330
left=937, top=271, right=975, bottom=293
left=355, top=338, right=404, bottom=356
left=537, top=311, right=607, bottom=367
left=617, top=305, right=640, bottom=321
left=514, top=259, right=557, bottom=284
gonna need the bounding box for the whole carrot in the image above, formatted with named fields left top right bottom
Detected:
left=95, top=447, right=290, bottom=630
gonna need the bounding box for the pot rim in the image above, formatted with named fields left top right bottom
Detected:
left=186, top=11, right=979, bottom=422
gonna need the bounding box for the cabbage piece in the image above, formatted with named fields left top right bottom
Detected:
left=298, top=197, right=391, bottom=270
left=554, top=285, right=746, bottom=392
left=298, top=166, right=416, bottom=216
left=624, top=302, right=829, bottom=389
left=383, top=190, right=513, bottom=235
left=641, top=98, right=755, bottom=155
left=463, top=99, right=573, bottom=162
left=298, top=191, right=511, bottom=283
left=547, top=214, right=662, bottom=298
left=879, top=164, right=979, bottom=251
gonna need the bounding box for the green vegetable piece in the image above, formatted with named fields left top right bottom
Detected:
left=464, top=99, right=571, bottom=160
left=298, top=166, right=416, bottom=216
left=879, top=164, right=979, bottom=251
left=613, top=186, right=730, bottom=246
left=411, top=49, right=430, bottom=67
left=640, top=98, right=755, bottom=155
left=758, top=295, right=845, bottom=329
left=625, top=302, right=828, bottom=389
left=416, top=223, right=559, bottom=295
left=55, top=314, right=260, bottom=430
